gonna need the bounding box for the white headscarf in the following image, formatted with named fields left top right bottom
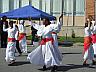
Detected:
left=20, top=20, right=25, bottom=24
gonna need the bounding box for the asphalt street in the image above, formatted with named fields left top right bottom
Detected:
left=0, top=44, right=96, bottom=72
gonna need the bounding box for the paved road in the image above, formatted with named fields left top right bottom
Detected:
left=0, top=44, right=96, bottom=72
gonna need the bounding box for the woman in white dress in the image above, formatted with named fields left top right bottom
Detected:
left=83, top=21, right=96, bottom=66
left=18, top=20, right=27, bottom=53
left=3, top=21, right=17, bottom=65
left=91, top=19, right=96, bottom=56
left=27, top=15, right=63, bottom=72
left=50, top=15, right=63, bottom=62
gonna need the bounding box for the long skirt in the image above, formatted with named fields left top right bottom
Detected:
left=83, top=36, right=94, bottom=61
left=19, top=36, right=27, bottom=53
left=92, top=34, right=96, bottom=55
left=52, top=33, right=62, bottom=61
left=27, top=40, right=61, bottom=66
left=92, top=44, right=96, bottom=55
left=5, top=42, right=16, bottom=62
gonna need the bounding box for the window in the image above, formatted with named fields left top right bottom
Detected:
left=53, top=0, right=62, bottom=16
left=0, top=0, right=2, bottom=13
left=64, top=0, right=84, bottom=16
left=64, top=0, right=73, bottom=16
left=9, top=0, right=14, bottom=10
left=75, top=0, right=85, bottom=16
left=2, top=0, right=9, bottom=12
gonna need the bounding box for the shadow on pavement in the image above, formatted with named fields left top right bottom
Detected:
left=62, top=52, right=82, bottom=55
left=27, top=51, right=32, bottom=53
left=15, top=54, right=28, bottom=57
left=8, top=61, right=30, bottom=66
left=38, top=64, right=96, bottom=71
left=38, top=66, right=52, bottom=71
left=57, top=64, right=96, bottom=72
left=58, top=41, right=73, bottom=47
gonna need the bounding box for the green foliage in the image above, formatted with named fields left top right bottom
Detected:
left=26, top=35, right=32, bottom=40
left=26, top=35, right=39, bottom=42
left=27, top=35, right=84, bottom=43
left=58, top=36, right=84, bottom=43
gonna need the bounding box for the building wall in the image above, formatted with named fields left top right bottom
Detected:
left=0, top=0, right=85, bottom=37
left=61, top=16, right=85, bottom=26
left=58, top=26, right=84, bottom=37
left=95, top=0, right=96, bottom=20
left=56, top=16, right=85, bottom=37
left=86, top=0, right=95, bottom=18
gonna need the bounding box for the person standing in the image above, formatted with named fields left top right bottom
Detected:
left=83, top=20, right=96, bottom=66
left=50, top=15, right=63, bottom=62
left=3, top=21, right=17, bottom=65
left=0, top=16, right=8, bottom=48
left=91, top=19, right=96, bottom=57
left=28, top=18, right=38, bottom=46
left=31, top=23, right=37, bottom=46
left=27, top=15, right=63, bottom=72
left=18, top=20, right=27, bottom=53
left=15, top=24, right=22, bottom=56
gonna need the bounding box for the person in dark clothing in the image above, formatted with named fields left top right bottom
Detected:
left=28, top=17, right=38, bottom=46
left=31, top=26, right=37, bottom=46
left=15, top=24, right=22, bottom=56
left=0, top=16, right=8, bottom=48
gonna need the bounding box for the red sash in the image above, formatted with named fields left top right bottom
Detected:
left=51, top=32, right=57, bottom=34
left=40, top=37, right=54, bottom=45
left=91, top=34, right=96, bottom=43
left=18, top=33, right=26, bottom=41
left=84, top=36, right=92, bottom=53
left=8, top=38, right=16, bottom=42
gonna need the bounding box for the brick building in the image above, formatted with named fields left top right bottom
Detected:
left=86, top=0, right=95, bottom=19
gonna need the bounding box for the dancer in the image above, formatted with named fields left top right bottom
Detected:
left=18, top=20, right=27, bottom=53
left=50, top=15, right=63, bottom=62
left=91, top=19, right=96, bottom=57
left=27, top=15, right=63, bottom=72
left=83, top=21, right=96, bottom=66
left=3, top=21, right=17, bottom=65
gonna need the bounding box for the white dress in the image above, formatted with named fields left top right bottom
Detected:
left=27, top=23, right=62, bottom=66
left=50, top=20, right=63, bottom=61
left=3, top=26, right=17, bottom=62
left=92, top=25, right=96, bottom=55
left=18, top=24, right=27, bottom=53
left=83, top=27, right=94, bottom=61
